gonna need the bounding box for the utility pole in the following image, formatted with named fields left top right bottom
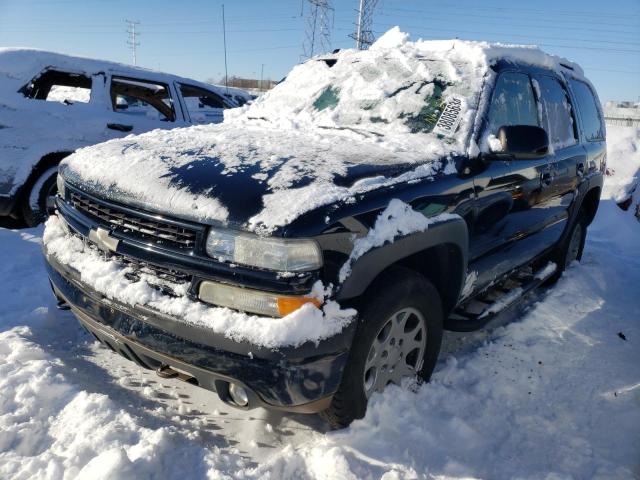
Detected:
left=302, top=0, right=333, bottom=60
left=222, top=4, right=229, bottom=94
left=125, top=20, right=140, bottom=65
left=351, top=0, right=378, bottom=49
left=260, top=63, right=264, bottom=91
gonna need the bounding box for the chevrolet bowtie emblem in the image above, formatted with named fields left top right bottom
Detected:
left=88, top=227, right=119, bottom=253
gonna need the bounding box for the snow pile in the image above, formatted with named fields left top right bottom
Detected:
left=59, top=28, right=582, bottom=232
left=603, top=126, right=640, bottom=203
left=338, top=199, right=459, bottom=282
left=0, top=328, right=241, bottom=479
left=43, top=214, right=355, bottom=348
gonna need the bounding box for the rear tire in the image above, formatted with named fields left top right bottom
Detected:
left=21, top=166, right=58, bottom=227
left=546, top=211, right=588, bottom=283
left=320, top=268, right=443, bottom=429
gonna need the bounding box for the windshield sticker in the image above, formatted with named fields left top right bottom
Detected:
left=432, top=95, right=463, bottom=137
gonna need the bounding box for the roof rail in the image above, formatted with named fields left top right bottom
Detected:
left=559, top=62, right=574, bottom=71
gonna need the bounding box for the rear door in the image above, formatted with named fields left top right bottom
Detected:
left=565, top=78, right=606, bottom=185
left=176, top=83, right=230, bottom=125
left=531, top=73, right=586, bottom=217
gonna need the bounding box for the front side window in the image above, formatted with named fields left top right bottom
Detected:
left=569, top=79, right=605, bottom=141
left=110, top=77, right=175, bottom=122
left=532, top=75, right=576, bottom=149
left=179, top=84, right=227, bottom=124
left=21, top=69, right=92, bottom=104
left=487, top=72, right=539, bottom=135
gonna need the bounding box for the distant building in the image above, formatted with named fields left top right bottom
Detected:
left=604, top=101, right=640, bottom=120
left=208, top=76, right=278, bottom=94
left=602, top=101, right=640, bottom=127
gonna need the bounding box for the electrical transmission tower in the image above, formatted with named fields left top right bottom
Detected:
left=125, top=20, right=140, bottom=65
left=302, top=0, right=334, bottom=60
left=351, top=0, right=378, bottom=49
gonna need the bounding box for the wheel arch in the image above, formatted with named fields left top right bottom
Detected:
left=336, top=217, right=468, bottom=317
left=19, top=151, right=74, bottom=200
left=580, top=185, right=601, bottom=226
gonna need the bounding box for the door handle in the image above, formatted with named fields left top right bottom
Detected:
left=577, top=162, right=585, bottom=177
left=107, top=123, right=133, bottom=132
left=540, top=171, right=553, bottom=187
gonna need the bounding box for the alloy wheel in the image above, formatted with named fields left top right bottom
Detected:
left=363, top=307, right=427, bottom=398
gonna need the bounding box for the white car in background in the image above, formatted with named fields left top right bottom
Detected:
left=0, top=48, right=246, bottom=225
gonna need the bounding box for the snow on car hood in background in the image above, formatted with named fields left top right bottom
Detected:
left=60, top=27, right=581, bottom=232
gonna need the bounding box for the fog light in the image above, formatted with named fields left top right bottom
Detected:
left=229, top=383, right=249, bottom=407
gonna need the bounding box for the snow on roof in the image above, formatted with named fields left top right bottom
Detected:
left=0, top=47, right=225, bottom=94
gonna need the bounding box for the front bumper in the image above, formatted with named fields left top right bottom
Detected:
left=45, top=251, right=355, bottom=413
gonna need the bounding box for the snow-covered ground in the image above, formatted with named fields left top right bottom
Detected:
left=1, top=127, right=639, bottom=479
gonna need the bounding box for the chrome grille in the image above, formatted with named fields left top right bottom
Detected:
left=70, top=191, right=198, bottom=250
left=82, top=238, right=191, bottom=296
left=120, top=255, right=191, bottom=286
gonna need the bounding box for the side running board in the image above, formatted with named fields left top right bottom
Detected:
left=445, top=262, right=557, bottom=332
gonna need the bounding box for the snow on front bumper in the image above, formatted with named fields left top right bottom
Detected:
left=42, top=214, right=355, bottom=349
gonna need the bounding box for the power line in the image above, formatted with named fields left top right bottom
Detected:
left=351, top=0, right=379, bottom=49
left=381, top=5, right=640, bottom=27
left=397, top=2, right=640, bottom=20
left=125, top=19, right=140, bottom=66
left=340, top=22, right=640, bottom=54
left=376, top=10, right=640, bottom=36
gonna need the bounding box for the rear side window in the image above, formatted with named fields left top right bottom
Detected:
left=110, top=77, right=175, bottom=122
left=22, top=69, right=92, bottom=104
left=569, top=79, right=605, bottom=141
left=487, top=72, right=539, bottom=135
left=532, top=75, right=576, bottom=150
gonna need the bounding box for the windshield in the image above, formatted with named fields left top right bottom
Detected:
left=242, top=45, right=479, bottom=142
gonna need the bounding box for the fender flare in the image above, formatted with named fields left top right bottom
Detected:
left=562, top=172, right=603, bottom=239
left=336, top=216, right=469, bottom=303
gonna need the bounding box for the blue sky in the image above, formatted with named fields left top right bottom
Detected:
left=0, top=0, right=638, bottom=102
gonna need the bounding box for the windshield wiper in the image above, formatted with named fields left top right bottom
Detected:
left=317, top=125, right=384, bottom=138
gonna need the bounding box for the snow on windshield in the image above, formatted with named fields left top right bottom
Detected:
left=234, top=28, right=481, bottom=151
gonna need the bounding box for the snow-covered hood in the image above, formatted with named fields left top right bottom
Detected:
left=60, top=122, right=449, bottom=232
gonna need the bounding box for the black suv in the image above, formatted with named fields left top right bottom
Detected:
left=44, top=38, right=605, bottom=428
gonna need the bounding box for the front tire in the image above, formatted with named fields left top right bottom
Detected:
left=21, top=166, right=58, bottom=227
left=321, top=268, right=443, bottom=429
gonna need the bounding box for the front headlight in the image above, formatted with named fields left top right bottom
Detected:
left=205, top=227, right=322, bottom=272
left=56, top=173, right=66, bottom=199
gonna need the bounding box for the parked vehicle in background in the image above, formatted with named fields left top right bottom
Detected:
left=217, top=85, right=256, bottom=106
left=44, top=30, right=605, bottom=428
left=0, top=49, right=247, bottom=225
